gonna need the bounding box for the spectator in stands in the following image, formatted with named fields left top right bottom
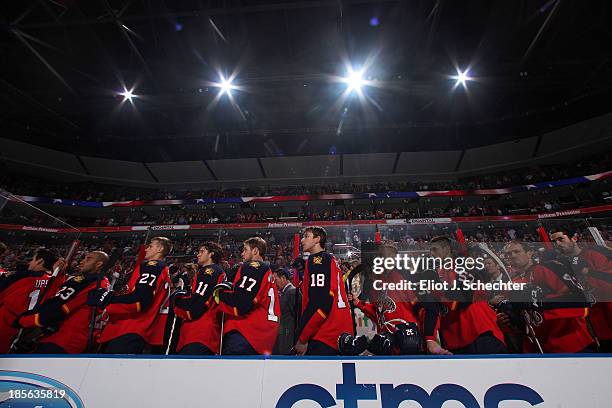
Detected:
left=272, top=267, right=300, bottom=355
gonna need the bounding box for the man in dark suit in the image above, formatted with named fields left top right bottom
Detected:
left=272, top=267, right=301, bottom=355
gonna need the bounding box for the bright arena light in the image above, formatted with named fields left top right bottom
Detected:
left=452, top=68, right=473, bottom=88
left=217, top=76, right=235, bottom=95
left=344, top=68, right=365, bottom=92
left=119, top=88, right=135, bottom=102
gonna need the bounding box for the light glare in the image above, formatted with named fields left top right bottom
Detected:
left=217, top=76, right=235, bottom=95
left=119, top=88, right=136, bottom=102
left=452, top=69, right=472, bottom=87
left=345, top=69, right=365, bottom=92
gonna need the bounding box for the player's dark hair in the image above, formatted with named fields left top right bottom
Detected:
left=304, top=226, right=327, bottom=246
left=34, top=248, right=58, bottom=270
left=0, top=241, right=7, bottom=256
left=151, top=236, right=173, bottom=257
left=244, top=237, right=267, bottom=257
left=549, top=228, right=579, bottom=240
left=201, top=241, right=224, bottom=264
left=273, top=267, right=291, bottom=280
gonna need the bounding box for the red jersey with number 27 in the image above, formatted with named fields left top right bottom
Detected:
left=99, top=260, right=170, bottom=346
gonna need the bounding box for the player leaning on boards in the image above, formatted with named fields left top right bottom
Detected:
left=172, top=242, right=226, bottom=355
left=16, top=251, right=110, bottom=354
left=88, top=237, right=172, bottom=354
left=294, top=226, right=354, bottom=355
left=212, top=237, right=280, bottom=355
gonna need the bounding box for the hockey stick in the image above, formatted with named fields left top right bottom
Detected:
left=164, top=278, right=184, bottom=355
left=477, top=242, right=544, bottom=353
left=86, top=247, right=127, bottom=353
left=346, top=264, right=366, bottom=336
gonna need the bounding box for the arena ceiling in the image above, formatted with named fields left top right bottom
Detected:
left=1, top=0, right=611, bottom=163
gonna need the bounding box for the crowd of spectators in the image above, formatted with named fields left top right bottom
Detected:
left=1, top=194, right=606, bottom=228
left=1, top=153, right=609, bottom=202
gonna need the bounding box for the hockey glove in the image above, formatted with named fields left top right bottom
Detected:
left=86, top=288, right=114, bottom=308
left=212, top=281, right=233, bottom=304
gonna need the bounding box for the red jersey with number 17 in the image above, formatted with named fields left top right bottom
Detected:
left=217, top=260, right=280, bottom=355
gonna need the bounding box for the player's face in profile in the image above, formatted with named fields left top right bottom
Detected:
left=242, top=244, right=254, bottom=261
left=550, top=232, right=575, bottom=254
left=429, top=243, right=449, bottom=259
left=78, top=253, right=97, bottom=274
left=274, top=273, right=286, bottom=290
left=483, top=257, right=500, bottom=277
left=504, top=243, right=530, bottom=269
left=301, top=232, right=317, bottom=252
left=145, top=240, right=162, bottom=259
left=197, top=247, right=211, bottom=265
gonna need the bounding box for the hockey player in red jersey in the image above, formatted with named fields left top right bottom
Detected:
left=90, top=237, right=172, bottom=354
left=294, top=226, right=353, bottom=355
left=429, top=236, right=507, bottom=354
left=17, top=251, right=110, bottom=354
left=213, top=237, right=279, bottom=355
left=349, top=241, right=451, bottom=355
left=0, top=248, right=58, bottom=353
left=550, top=230, right=612, bottom=352
left=500, top=240, right=595, bottom=353
left=173, top=242, right=226, bottom=355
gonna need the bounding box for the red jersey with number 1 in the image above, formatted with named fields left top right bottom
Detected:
left=99, top=260, right=170, bottom=346
left=0, top=270, right=50, bottom=353
left=217, top=261, right=280, bottom=355
left=18, top=274, right=110, bottom=354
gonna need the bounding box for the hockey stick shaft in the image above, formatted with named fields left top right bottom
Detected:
left=86, top=247, right=126, bottom=353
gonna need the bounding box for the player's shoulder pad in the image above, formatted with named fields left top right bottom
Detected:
left=240, top=260, right=267, bottom=276
left=141, top=259, right=165, bottom=273
left=202, top=264, right=224, bottom=277
left=211, top=264, right=226, bottom=275
left=244, top=260, right=262, bottom=269
left=308, top=251, right=331, bottom=269
left=71, top=274, right=86, bottom=284
left=62, top=274, right=87, bottom=288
